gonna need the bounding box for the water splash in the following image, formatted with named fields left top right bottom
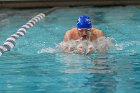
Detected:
left=38, top=37, right=115, bottom=54
left=56, top=36, right=114, bottom=54
left=115, top=44, right=124, bottom=51
left=96, top=37, right=114, bottom=52
left=114, top=40, right=140, bottom=55
left=38, top=47, right=56, bottom=54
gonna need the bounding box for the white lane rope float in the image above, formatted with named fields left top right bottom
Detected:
left=0, top=7, right=57, bottom=56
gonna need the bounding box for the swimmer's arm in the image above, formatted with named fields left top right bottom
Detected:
left=97, top=29, right=104, bottom=37
left=64, top=30, right=71, bottom=42
left=99, top=30, right=104, bottom=37
left=92, top=28, right=104, bottom=37
left=64, top=35, right=68, bottom=42
left=64, top=31, right=69, bottom=42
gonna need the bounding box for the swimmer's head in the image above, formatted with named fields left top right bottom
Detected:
left=77, top=16, right=92, bottom=29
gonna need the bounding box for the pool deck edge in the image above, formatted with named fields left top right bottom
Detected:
left=1, top=1, right=140, bottom=8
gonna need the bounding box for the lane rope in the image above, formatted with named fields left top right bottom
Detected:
left=0, top=7, right=57, bottom=56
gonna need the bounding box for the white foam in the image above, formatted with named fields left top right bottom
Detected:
left=38, top=37, right=114, bottom=54
left=115, top=44, right=124, bottom=51
left=96, top=37, right=114, bottom=52
left=38, top=47, right=56, bottom=54
left=114, top=41, right=140, bottom=54
left=56, top=36, right=114, bottom=54
left=0, top=52, right=2, bottom=56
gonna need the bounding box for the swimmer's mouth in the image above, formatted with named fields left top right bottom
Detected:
left=82, top=35, right=87, bottom=40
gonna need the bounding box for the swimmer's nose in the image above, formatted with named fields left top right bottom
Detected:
left=82, top=31, right=87, bottom=36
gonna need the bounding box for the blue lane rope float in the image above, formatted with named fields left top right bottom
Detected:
left=0, top=7, right=57, bottom=56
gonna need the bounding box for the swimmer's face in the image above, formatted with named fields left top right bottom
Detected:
left=78, top=28, right=91, bottom=39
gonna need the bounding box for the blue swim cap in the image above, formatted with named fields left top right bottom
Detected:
left=77, top=16, right=92, bottom=28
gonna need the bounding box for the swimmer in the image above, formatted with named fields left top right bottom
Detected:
left=63, top=15, right=104, bottom=54
left=64, top=16, right=104, bottom=42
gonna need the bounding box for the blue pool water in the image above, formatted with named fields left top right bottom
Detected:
left=0, top=6, right=140, bottom=93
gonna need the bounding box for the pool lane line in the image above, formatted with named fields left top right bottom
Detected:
left=0, top=7, right=58, bottom=56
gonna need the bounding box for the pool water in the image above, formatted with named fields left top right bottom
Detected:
left=0, top=6, right=140, bottom=93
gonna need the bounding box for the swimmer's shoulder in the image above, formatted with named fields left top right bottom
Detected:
left=91, top=28, right=102, bottom=32
left=66, top=27, right=77, bottom=34
left=91, top=28, right=104, bottom=36
left=64, top=28, right=77, bottom=40
left=71, top=27, right=77, bottom=32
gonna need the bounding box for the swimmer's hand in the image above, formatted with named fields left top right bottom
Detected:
left=77, top=44, right=85, bottom=54
left=86, top=45, right=94, bottom=55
